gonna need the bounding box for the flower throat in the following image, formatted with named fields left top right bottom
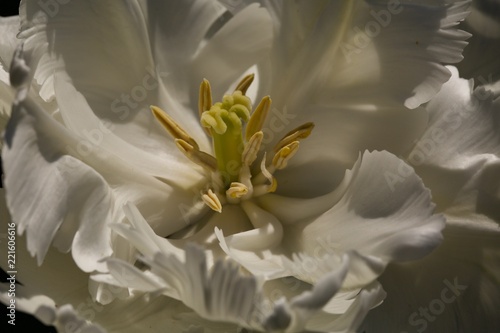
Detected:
left=151, top=75, right=314, bottom=213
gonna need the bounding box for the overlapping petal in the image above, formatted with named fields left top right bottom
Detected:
left=406, top=66, right=500, bottom=212
left=360, top=218, right=500, bottom=333
left=0, top=15, right=20, bottom=69
left=257, top=0, right=471, bottom=184
left=2, top=53, right=208, bottom=271
left=105, top=207, right=385, bottom=332
left=0, top=0, right=487, bottom=332
left=0, top=233, right=238, bottom=333
left=216, top=150, right=444, bottom=290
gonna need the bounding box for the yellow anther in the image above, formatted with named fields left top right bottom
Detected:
left=226, top=182, right=249, bottom=199
left=272, top=141, right=300, bottom=170
left=151, top=105, right=199, bottom=150
left=245, top=96, right=271, bottom=141
left=242, top=131, right=264, bottom=166
left=274, top=122, right=314, bottom=152
left=202, top=189, right=223, bottom=213
left=175, top=139, right=217, bottom=172
left=234, top=74, right=255, bottom=95
left=198, top=79, right=213, bottom=118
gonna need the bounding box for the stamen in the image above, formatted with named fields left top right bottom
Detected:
left=242, top=131, right=264, bottom=166
left=151, top=105, right=199, bottom=150
left=198, top=79, right=213, bottom=137
left=226, top=182, right=249, bottom=200
left=234, top=73, right=255, bottom=95
left=272, top=141, right=300, bottom=170
left=274, top=122, right=314, bottom=152
left=198, top=79, right=213, bottom=118
left=246, top=96, right=271, bottom=141
left=175, top=139, right=217, bottom=172
left=202, top=189, right=223, bottom=213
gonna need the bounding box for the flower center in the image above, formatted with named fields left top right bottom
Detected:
left=151, top=75, right=314, bottom=213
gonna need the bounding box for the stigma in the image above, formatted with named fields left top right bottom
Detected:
left=151, top=75, right=314, bottom=213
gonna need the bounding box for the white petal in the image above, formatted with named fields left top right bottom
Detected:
left=0, top=287, right=106, bottom=333
left=108, top=244, right=260, bottom=327
left=256, top=93, right=430, bottom=192
left=258, top=152, right=361, bottom=221
left=18, top=1, right=212, bottom=158
left=0, top=15, right=20, bottom=69
left=407, top=66, right=500, bottom=211
left=2, top=76, right=207, bottom=271
left=458, top=12, right=500, bottom=81
left=262, top=1, right=469, bottom=110
left=190, top=3, right=273, bottom=100
left=19, top=0, right=150, bottom=102
left=0, top=234, right=238, bottom=333
left=0, top=234, right=94, bottom=310
left=465, top=3, right=500, bottom=38
left=53, top=72, right=203, bottom=186
left=413, top=66, right=500, bottom=167
left=360, top=218, right=500, bottom=333
left=306, top=283, right=386, bottom=333
left=143, top=0, right=226, bottom=74
left=222, top=200, right=283, bottom=251
left=219, top=151, right=443, bottom=287
left=3, top=97, right=114, bottom=270
left=292, top=150, right=444, bottom=263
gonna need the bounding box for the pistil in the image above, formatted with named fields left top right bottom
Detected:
left=151, top=75, right=314, bottom=213
left=201, top=91, right=251, bottom=187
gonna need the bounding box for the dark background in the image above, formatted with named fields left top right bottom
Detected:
left=2, top=2, right=56, bottom=332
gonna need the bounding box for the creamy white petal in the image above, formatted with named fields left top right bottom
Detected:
left=53, top=72, right=203, bottom=186
left=360, top=218, right=500, bottom=333
left=3, top=96, right=114, bottom=270
left=17, top=0, right=212, bottom=160
left=0, top=233, right=238, bottom=333
left=0, top=287, right=106, bottom=333
left=190, top=3, right=273, bottom=101
left=106, top=242, right=376, bottom=332
left=289, top=151, right=444, bottom=280
left=261, top=0, right=470, bottom=108
left=2, top=63, right=208, bottom=271
left=0, top=15, right=20, bottom=70
left=258, top=153, right=360, bottom=216
left=256, top=0, right=470, bottom=173
left=305, top=282, right=386, bottom=333
left=19, top=0, right=150, bottom=101
left=458, top=13, right=500, bottom=82
left=464, top=1, right=500, bottom=38
left=407, top=66, right=500, bottom=211
left=107, top=244, right=260, bottom=327
left=266, top=103, right=429, bottom=198
left=142, top=0, right=226, bottom=75
left=218, top=151, right=443, bottom=287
